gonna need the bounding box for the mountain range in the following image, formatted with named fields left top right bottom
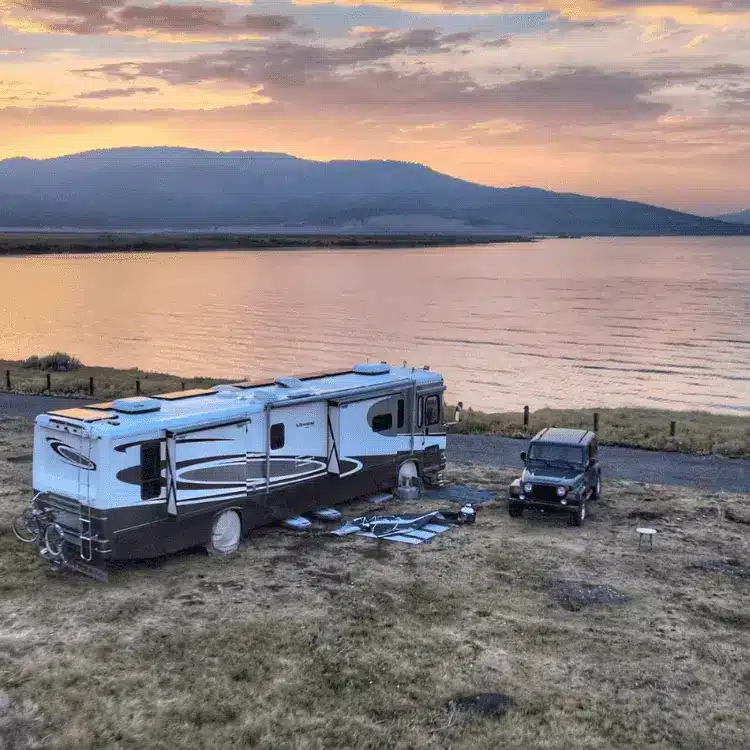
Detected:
left=715, top=210, right=750, bottom=225
left=0, top=147, right=748, bottom=236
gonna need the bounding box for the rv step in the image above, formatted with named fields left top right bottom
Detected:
left=283, top=516, right=312, bottom=531
left=312, top=508, right=342, bottom=522
left=425, top=472, right=448, bottom=488
left=367, top=492, right=393, bottom=504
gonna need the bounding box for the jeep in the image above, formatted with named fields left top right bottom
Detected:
left=508, top=428, right=601, bottom=526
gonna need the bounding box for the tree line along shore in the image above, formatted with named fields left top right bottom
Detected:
left=2, top=356, right=748, bottom=458
left=0, top=232, right=536, bottom=255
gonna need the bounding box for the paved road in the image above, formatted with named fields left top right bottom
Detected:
left=0, top=392, right=96, bottom=419
left=2, top=393, right=748, bottom=493
left=448, top=435, right=750, bottom=494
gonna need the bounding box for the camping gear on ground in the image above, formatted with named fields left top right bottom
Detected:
left=331, top=505, right=477, bottom=544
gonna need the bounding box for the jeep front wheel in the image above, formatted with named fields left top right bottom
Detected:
left=508, top=502, right=524, bottom=518
left=569, top=500, right=587, bottom=527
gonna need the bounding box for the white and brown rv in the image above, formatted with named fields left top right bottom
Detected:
left=25, top=363, right=447, bottom=579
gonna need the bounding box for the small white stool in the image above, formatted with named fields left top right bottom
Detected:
left=637, top=527, right=656, bottom=550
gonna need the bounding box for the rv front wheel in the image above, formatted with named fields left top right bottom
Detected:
left=206, top=510, right=242, bottom=556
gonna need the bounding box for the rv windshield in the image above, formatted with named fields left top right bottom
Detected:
left=528, top=443, right=586, bottom=466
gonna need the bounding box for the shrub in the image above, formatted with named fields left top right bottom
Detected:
left=22, top=352, right=82, bottom=372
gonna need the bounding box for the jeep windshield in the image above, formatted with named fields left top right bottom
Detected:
left=527, top=443, right=586, bottom=467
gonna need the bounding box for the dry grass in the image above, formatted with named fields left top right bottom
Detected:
left=1, top=415, right=749, bottom=749
left=448, top=405, right=750, bottom=458
left=0, top=358, right=229, bottom=401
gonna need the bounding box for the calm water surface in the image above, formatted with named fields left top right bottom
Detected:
left=1, top=237, right=748, bottom=414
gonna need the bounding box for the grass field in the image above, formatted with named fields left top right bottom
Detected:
left=0, top=232, right=532, bottom=256
left=1, top=414, right=748, bottom=749
left=448, top=406, right=750, bottom=458
left=0, top=358, right=229, bottom=401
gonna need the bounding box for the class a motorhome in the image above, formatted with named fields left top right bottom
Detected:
left=27, top=363, right=447, bottom=580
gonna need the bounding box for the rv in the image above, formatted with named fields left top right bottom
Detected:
left=21, top=363, right=447, bottom=580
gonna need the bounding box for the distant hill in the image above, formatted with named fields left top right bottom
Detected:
left=715, top=210, right=750, bottom=225
left=0, top=147, right=748, bottom=236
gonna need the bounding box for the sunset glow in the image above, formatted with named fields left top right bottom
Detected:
left=1, top=0, right=749, bottom=213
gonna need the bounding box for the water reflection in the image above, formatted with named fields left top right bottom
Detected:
left=1, top=237, right=748, bottom=414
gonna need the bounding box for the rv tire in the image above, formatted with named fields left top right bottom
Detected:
left=206, top=509, right=242, bottom=556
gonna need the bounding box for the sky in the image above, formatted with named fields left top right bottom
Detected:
left=0, top=1, right=749, bottom=215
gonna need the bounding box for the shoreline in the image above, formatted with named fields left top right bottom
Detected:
left=1, top=357, right=748, bottom=457
left=0, top=232, right=535, bottom=256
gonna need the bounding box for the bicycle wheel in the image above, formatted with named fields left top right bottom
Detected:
left=12, top=509, right=39, bottom=543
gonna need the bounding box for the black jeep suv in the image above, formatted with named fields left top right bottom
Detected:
left=508, top=428, right=601, bottom=526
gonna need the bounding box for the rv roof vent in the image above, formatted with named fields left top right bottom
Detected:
left=353, top=363, right=391, bottom=375
left=275, top=377, right=305, bottom=389
left=112, top=397, right=162, bottom=414
left=252, top=389, right=280, bottom=403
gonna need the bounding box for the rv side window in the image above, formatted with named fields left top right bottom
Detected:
left=397, top=399, right=405, bottom=429
left=372, top=413, right=393, bottom=432
left=140, top=441, right=162, bottom=500
left=425, top=395, right=440, bottom=426
left=270, top=423, right=285, bottom=450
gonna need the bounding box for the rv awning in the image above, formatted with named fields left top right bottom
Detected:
left=48, top=407, right=117, bottom=422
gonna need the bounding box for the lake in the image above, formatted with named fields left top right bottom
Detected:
left=1, top=237, right=748, bottom=414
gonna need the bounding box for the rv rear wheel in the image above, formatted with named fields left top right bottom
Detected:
left=206, top=510, right=242, bottom=556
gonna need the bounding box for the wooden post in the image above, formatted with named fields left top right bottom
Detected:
left=136, top=379, right=141, bottom=395
left=46, top=373, right=51, bottom=391
left=670, top=421, right=676, bottom=437
left=523, top=405, right=530, bottom=428
left=89, top=376, right=95, bottom=396
left=593, top=412, right=599, bottom=432
left=5, top=369, right=10, bottom=390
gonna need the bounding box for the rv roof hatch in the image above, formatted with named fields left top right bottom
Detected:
left=112, top=397, right=162, bottom=414
left=353, top=363, right=391, bottom=375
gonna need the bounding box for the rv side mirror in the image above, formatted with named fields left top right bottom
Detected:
left=520, top=451, right=527, bottom=462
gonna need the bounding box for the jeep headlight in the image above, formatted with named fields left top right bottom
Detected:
left=556, top=486, right=567, bottom=497
left=523, top=483, right=533, bottom=494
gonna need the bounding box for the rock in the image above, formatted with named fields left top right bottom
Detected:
left=0, top=692, right=11, bottom=716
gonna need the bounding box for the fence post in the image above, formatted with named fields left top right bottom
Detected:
left=593, top=412, right=599, bottom=432
left=89, top=376, right=95, bottom=396
left=523, top=405, right=529, bottom=428
left=5, top=369, right=10, bottom=390
left=670, top=421, right=676, bottom=437
left=136, top=379, right=141, bottom=395
left=46, top=373, right=51, bottom=391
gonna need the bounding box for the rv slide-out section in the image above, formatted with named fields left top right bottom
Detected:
left=30, top=363, right=447, bottom=568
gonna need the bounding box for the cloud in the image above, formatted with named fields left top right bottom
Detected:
left=289, top=0, right=750, bottom=26
left=77, top=29, right=483, bottom=85
left=4, top=1, right=299, bottom=40
left=75, top=86, right=159, bottom=99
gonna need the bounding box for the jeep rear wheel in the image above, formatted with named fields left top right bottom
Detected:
left=508, top=502, right=524, bottom=518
